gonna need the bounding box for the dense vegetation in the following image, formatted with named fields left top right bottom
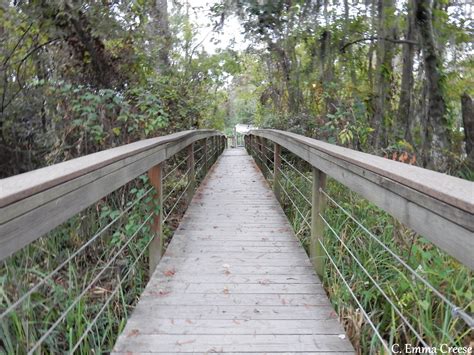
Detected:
left=0, top=0, right=472, bottom=353
left=251, top=146, right=472, bottom=352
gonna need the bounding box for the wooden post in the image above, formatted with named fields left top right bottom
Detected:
left=273, top=143, right=282, bottom=203
left=214, top=135, right=218, bottom=162
left=187, top=143, right=195, bottom=204
left=311, top=167, right=327, bottom=279
left=148, top=163, right=163, bottom=276
left=204, top=137, right=209, bottom=174
left=257, top=136, right=264, bottom=172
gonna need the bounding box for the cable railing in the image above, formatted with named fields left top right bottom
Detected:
left=245, top=129, right=473, bottom=353
left=0, top=130, right=225, bottom=354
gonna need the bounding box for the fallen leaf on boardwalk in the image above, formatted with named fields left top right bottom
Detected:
left=223, top=287, right=230, bottom=294
left=147, top=290, right=170, bottom=297
left=233, top=319, right=241, bottom=324
left=176, top=339, right=196, bottom=346
left=303, top=303, right=314, bottom=309
left=222, top=263, right=230, bottom=268
left=258, top=279, right=270, bottom=285
left=164, top=268, right=176, bottom=277
left=127, top=329, right=140, bottom=337
left=185, top=319, right=194, bottom=324
left=253, top=308, right=261, bottom=313
left=338, top=334, right=346, bottom=339
left=281, top=298, right=287, bottom=305
left=223, top=269, right=231, bottom=275
left=157, top=289, right=171, bottom=296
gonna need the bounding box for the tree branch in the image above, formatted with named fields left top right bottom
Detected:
left=340, top=36, right=419, bottom=53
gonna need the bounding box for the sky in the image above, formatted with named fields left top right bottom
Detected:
left=182, top=0, right=250, bottom=54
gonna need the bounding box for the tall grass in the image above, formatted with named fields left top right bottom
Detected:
left=0, top=181, right=151, bottom=354
left=261, top=149, right=472, bottom=354
left=0, top=145, right=213, bottom=354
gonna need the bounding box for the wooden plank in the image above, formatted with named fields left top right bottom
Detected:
left=147, top=274, right=322, bottom=285
left=311, top=167, right=327, bottom=278
left=119, top=319, right=341, bottom=335
left=0, top=130, right=220, bottom=207
left=274, top=143, right=282, bottom=202
left=251, top=129, right=474, bottom=269
left=129, top=304, right=337, bottom=320
left=113, top=149, right=353, bottom=353
left=139, top=265, right=316, bottom=275
left=136, top=293, right=331, bottom=306
left=148, top=163, right=164, bottom=275
left=143, top=283, right=324, bottom=295
left=253, top=129, right=473, bottom=213
left=113, top=334, right=352, bottom=353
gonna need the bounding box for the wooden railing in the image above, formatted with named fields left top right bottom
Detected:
left=0, top=130, right=225, bottom=264
left=245, top=129, right=473, bottom=349
left=245, top=129, right=473, bottom=270
left=0, top=129, right=225, bottom=353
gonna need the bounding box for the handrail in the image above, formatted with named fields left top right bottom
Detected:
left=247, top=129, right=473, bottom=269
left=0, top=129, right=225, bottom=261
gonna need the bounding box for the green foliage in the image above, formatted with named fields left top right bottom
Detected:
left=267, top=152, right=472, bottom=352
left=0, top=181, right=151, bottom=353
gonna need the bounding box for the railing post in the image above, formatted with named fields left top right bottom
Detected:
left=273, top=143, right=282, bottom=202
left=214, top=135, right=218, bottom=162
left=148, top=163, right=163, bottom=276
left=257, top=136, right=264, bottom=172
left=187, top=142, right=195, bottom=204
left=204, top=137, right=209, bottom=174
left=311, top=167, right=327, bottom=279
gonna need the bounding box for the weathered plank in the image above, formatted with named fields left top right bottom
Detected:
left=120, top=319, right=341, bottom=335
left=113, top=148, right=353, bottom=354
left=113, top=334, right=352, bottom=353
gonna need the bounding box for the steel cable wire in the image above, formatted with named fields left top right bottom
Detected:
left=320, top=188, right=474, bottom=328
left=28, top=212, right=154, bottom=354
left=0, top=186, right=154, bottom=321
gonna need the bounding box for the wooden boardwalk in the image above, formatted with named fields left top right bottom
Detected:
left=113, top=148, right=354, bottom=354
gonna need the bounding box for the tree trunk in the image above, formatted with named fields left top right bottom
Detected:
left=461, top=92, right=474, bottom=168
left=343, top=0, right=357, bottom=88
left=397, top=0, right=416, bottom=144
left=371, top=0, right=395, bottom=149
left=319, top=30, right=335, bottom=115
left=416, top=0, right=450, bottom=171
left=151, top=0, right=171, bottom=73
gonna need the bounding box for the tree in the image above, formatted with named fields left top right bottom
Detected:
left=397, top=0, right=416, bottom=144
left=416, top=0, right=450, bottom=171
left=150, top=0, right=172, bottom=73
left=461, top=92, right=473, bottom=168
left=371, top=0, right=396, bottom=149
